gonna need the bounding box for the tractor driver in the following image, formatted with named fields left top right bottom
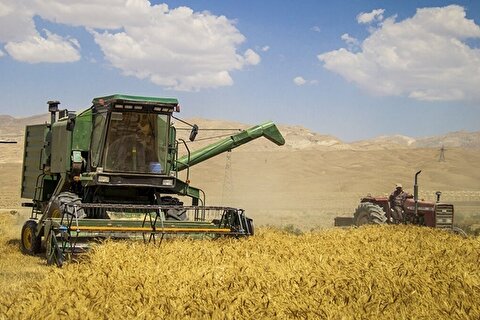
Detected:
left=389, top=183, right=409, bottom=223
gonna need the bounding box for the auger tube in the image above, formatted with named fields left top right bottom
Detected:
left=175, top=121, right=285, bottom=171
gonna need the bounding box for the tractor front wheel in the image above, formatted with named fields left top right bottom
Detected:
left=20, top=220, right=42, bottom=255
left=353, top=202, right=387, bottom=226
left=450, top=226, right=468, bottom=238
left=246, top=218, right=254, bottom=236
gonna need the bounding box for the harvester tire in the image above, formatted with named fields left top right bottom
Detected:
left=46, top=192, right=86, bottom=219
left=354, top=202, right=387, bottom=226
left=20, top=220, right=42, bottom=255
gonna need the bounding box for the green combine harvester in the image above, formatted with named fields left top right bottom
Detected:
left=20, top=94, right=285, bottom=266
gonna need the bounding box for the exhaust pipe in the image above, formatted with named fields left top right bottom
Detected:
left=48, top=100, right=60, bottom=125
left=414, top=170, right=422, bottom=216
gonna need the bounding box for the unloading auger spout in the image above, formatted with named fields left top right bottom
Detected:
left=175, top=121, right=285, bottom=171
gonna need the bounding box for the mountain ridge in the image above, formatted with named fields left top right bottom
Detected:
left=1, top=113, right=478, bottom=150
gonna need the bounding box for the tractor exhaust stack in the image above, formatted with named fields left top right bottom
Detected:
left=414, top=170, right=422, bottom=217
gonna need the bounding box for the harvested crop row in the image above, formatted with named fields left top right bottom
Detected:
left=1, top=225, right=479, bottom=319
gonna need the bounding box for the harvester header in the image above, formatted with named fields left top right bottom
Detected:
left=20, top=94, right=285, bottom=266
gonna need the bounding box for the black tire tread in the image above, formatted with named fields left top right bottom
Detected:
left=354, top=202, right=387, bottom=226
left=20, top=220, right=42, bottom=255
left=47, top=192, right=86, bottom=219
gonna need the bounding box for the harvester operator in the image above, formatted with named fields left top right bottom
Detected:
left=106, top=113, right=158, bottom=173
left=136, top=116, right=157, bottom=166
left=389, top=183, right=410, bottom=223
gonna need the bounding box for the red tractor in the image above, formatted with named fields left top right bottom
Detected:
left=336, top=171, right=467, bottom=236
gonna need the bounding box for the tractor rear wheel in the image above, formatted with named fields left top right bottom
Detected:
left=20, top=220, right=42, bottom=255
left=354, top=202, right=387, bottom=226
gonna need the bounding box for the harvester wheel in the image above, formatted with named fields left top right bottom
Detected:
left=354, top=202, right=387, bottom=226
left=46, top=192, right=86, bottom=219
left=20, top=220, right=42, bottom=255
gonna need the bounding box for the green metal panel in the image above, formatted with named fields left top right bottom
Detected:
left=167, top=126, right=177, bottom=175
left=92, top=94, right=178, bottom=106
left=21, top=124, right=47, bottom=199
left=51, top=120, right=72, bottom=173
left=72, top=108, right=92, bottom=151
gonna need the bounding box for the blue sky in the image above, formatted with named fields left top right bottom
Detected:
left=0, top=0, right=479, bottom=141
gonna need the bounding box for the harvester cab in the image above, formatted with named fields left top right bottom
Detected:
left=20, top=94, right=285, bottom=266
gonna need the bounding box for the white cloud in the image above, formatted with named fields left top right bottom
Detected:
left=261, top=45, right=270, bottom=52
left=88, top=4, right=255, bottom=91
left=293, top=76, right=307, bottom=86
left=5, top=30, right=81, bottom=63
left=0, top=1, right=36, bottom=42
left=341, top=33, right=359, bottom=49
left=0, top=0, right=258, bottom=90
left=293, top=76, right=318, bottom=86
left=318, top=5, right=480, bottom=102
left=311, top=26, right=321, bottom=33
left=0, top=0, right=81, bottom=63
left=243, top=49, right=261, bottom=65
left=357, top=9, right=385, bottom=24
left=0, top=49, right=4, bottom=57
left=32, top=0, right=154, bottom=30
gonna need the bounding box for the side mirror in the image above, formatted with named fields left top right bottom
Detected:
left=66, top=118, right=75, bottom=131
left=65, top=112, right=76, bottom=131
left=189, top=124, right=198, bottom=142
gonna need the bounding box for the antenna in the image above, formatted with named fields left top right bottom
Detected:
left=438, top=145, right=446, bottom=162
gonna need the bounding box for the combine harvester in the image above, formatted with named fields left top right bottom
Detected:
left=20, top=95, right=285, bottom=266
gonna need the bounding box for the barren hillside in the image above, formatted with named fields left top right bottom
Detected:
left=2, top=113, right=478, bottom=150
left=1, top=114, right=479, bottom=230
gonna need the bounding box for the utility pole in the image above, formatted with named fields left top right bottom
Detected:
left=438, top=145, right=446, bottom=162
left=222, top=151, right=233, bottom=205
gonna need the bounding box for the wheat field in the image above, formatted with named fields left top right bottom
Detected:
left=1, top=135, right=479, bottom=319
left=1, top=211, right=479, bottom=320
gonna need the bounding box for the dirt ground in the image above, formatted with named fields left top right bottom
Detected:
left=1, top=139, right=479, bottom=231
left=186, top=147, right=480, bottom=230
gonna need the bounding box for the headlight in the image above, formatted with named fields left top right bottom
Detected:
left=162, top=179, right=174, bottom=186
left=97, top=175, right=110, bottom=183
